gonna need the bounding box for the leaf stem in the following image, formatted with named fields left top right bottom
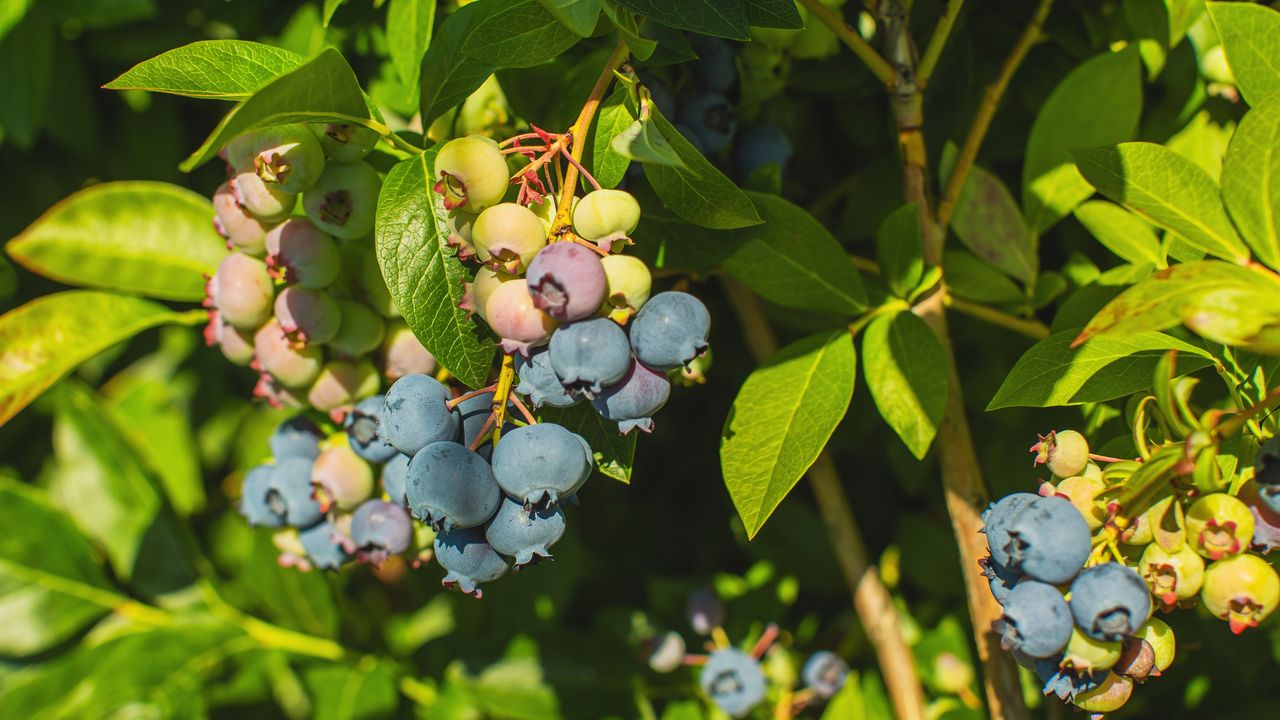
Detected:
left=797, top=0, right=897, bottom=87
left=720, top=277, right=928, bottom=720
left=384, top=131, right=424, bottom=155
left=943, top=294, right=1050, bottom=340
left=917, top=0, right=966, bottom=87
left=935, top=0, right=1053, bottom=229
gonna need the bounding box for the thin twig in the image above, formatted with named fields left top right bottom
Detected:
left=797, top=0, right=897, bottom=87
left=917, top=0, right=966, bottom=87
left=944, top=294, right=1050, bottom=340
left=509, top=392, right=538, bottom=425
left=720, top=278, right=928, bottom=720
left=935, top=0, right=1053, bottom=229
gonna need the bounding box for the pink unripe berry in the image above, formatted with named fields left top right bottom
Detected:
left=445, top=208, right=480, bottom=260
left=307, top=359, right=380, bottom=415
left=484, top=279, right=558, bottom=356
left=433, top=135, right=509, bottom=211
left=380, top=322, right=437, bottom=381
left=525, top=242, right=607, bottom=321
left=253, top=373, right=307, bottom=409
left=204, top=311, right=255, bottom=366
left=254, top=319, right=323, bottom=388
left=210, top=253, right=275, bottom=330
left=1054, top=475, right=1107, bottom=529
left=231, top=169, right=296, bottom=222
left=328, top=300, right=386, bottom=359
left=460, top=266, right=516, bottom=322
left=274, top=286, right=342, bottom=346
left=472, top=202, right=547, bottom=273
left=311, top=440, right=375, bottom=511
left=265, top=218, right=340, bottom=289
left=212, top=182, right=271, bottom=256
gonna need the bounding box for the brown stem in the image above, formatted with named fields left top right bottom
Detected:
left=721, top=278, right=928, bottom=720
left=935, top=0, right=1054, bottom=230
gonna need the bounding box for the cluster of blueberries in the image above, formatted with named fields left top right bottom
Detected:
left=981, top=430, right=1280, bottom=713
left=645, top=590, right=853, bottom=717
left=205, top=121, right=437, bottom=413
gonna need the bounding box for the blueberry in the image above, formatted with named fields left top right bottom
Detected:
left=996, top=580, right=1073, bottom=658
left=572, top=189, right=641, bottom=253
left=205, top=311, right=256, bottom=366
left=227, top=124, right=326, bottom=195
left=254, top=319, right=324, bottom=389
left=299, top=519, right=353, bottom=570
left=381, top=452, right=410, bottom=506
left=591, top=359, right=670, bottom=434
left=303, top=161, right=382, bottom=240
left=274, top=286, right=342, bottom=346
left=231, top=167, right=296, bottom=222
left=310, top=443, right=375, bottom=511
left=265, top=456, right=325, bottom=528
left=514, top=349, right=581, bottom=409
left=1198, top=553, right=1279, bottom=634
left=484, top=496, right=566, bottom=569
left=981, top=492, right=1038, bottom=571
left=732, top=125, right=792, bottom=181
left=344, top=395, right=400, bottom=463
left=209, top=253, right=275, bottom=330
left=351, top=499, right=413, bottom=566
left=306, top=360, right=379, bottom=414
left=460, top=266, right=516, bottom=322
left=472, top=202, right=547, bottom=274
left=979, top=556, right=1021, bottom=606
left=310, top=122, right=379, bottom=163
left=647, top=631, right=686, bottom=673
left=802, top=651, right=849, bottom=699
left=329, top=300, right=387, bottom=360
left=1036, top=660, right=1103, bottom=701
left=686, top=587, right=724, bottom=635
left=269, top=416, right=323, bottom=461
left=434, top=526, right=509, bottom=598
left=405, top=440, right=501, bottom=531
left=1001, top=496, right=1091, bottom=584
left=264, top=218, right=340, bottom=289
left=212, top=181, right=270, bottom=256
left=455, top=391, right=517, bottom=460
left=525, top=242, right=608, bottom=322
left=380, top=373, right=461, bottom=456
left=1068, top=563, right=1151, bottom=641
left=549, top=317, right=631, bottom=395
left=490, top=423, right=592, bottom=506
left=698, top=649, right=766, bottom=718
left=485, top=279, right=559, bottom=357
left=240, top=465, right=284, bottom=527
left=628, top=291, right=711, bottom=372
left=433, top=135, right=509, bottom=212
left=676, top=93, right=735, bottom=154
left=598, top=254, right=652, bottom=322
left=689, top=35, right=736, bottom=92
left=381, top=322, right=437, bottom=382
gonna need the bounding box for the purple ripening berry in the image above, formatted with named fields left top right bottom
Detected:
left=524, top=242, right=608, bottom=321
left=591, top=359, right=670, bottom=434
left=351, top=498, right=413, bottom=566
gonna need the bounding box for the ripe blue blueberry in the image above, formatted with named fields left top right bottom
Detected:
left=351, top=499, right=413, bottom=566
left=628, top=291, right=710, bottom=371
left=299, top=520, right=353, bottom=570
left=381, top=452, right=410, bottom=506
left=240, top=465, right=285, bottom=527
left=1036, top=660, right=1103, bottom=701
left=1068, top=563, right=1151, bottom=642
left=687, top=587, right=724, bottom=635
left=733, top=124, right=792, bottom=180
left=490, top=423, right=593, bottom=506
left=380, top=373, right=461, bottom=456
left=455, top=391, right=517, bottom=461
left=265, top=456, right=326, bottom=528
left=591, top=359, right=670, bottom=434
left=699, top=649, right=766, bottom=718
left=484, top=496, right=566, bottom=569
left=405, top=440, right=501, bottom=531
left=689, top=35, right=736, bottom=92
left=434, top=526, right=509, bottom=598
left=981, top=492, right=1038, bottom=572
left=549, top=317, right=631, bottom=395
left=1001, top=496, right=1091, bottom=584
left=980, top=556, right=1021, bottom=606
left=344, top=395, right=400, bottom=463
left=677, top=93, right=735, bottom=154
left=802, top=651, right=849, bottom=699
left=269, top=416, right=323, bottom=461
left=996, top=580, right=1073, bottom=659
left=514, top=349, right=581, bottom=409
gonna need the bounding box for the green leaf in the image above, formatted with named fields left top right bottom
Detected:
left=6, top=181, right=227, bottom=301
left=538, top=402, right=636, bottom=483
left=375, top=152, right=496, bottom=389
left=988, top=329, right=1213, bottom=409
left=592, top=84, right=635, bottom=188
left=1077, top=260, right=1280, bottom=343
left=102, top=40, right=305, bottom=100
left=1023, top=48, right=1142, bottom=234
left=419, top=0, right=498, bottom=127
left=463, top=0, right=581, bottom=68
left=1073, top=200, right=1165, bottom=266
left=0, top=291, right=206, bottom=427
left=875, top=202, right=922, bottom=299
left=862, top=311, right=948, bottom=459
left=304, top=657, right=399, bottom=720
left=746, top=0, right=803, bottom=29
left=537, top=0, right=603, bottom=36
left=181, top=48, right=376, bottom=172
left=246, top=530, right=339, bottom=637
left=49, top=382, right=194, bottom=593
left=642, top=109, right=761, bottom=228
left=951, top=164, right=1036, bottom=282
left=723, top=192, right=866, bottom=315
left=1207, top=1, right=1280, bottom=106
left=387, top=0, right=437, bottom=91
left=721, top=331, right=856, bottom=538
left=0, top=478, right=115, bottom=656
left=942, top=250, right=1024, bottom=305
left=615, top=0, right=749, bottom=40
left=0, top=7, right=52, bottom=149
left=601, top=1, right=657, bottom=60
left=1072, top=143, right=1249, bottom=263
left=0, top=0, right=33, bottom=43
left=612, top=116, right=684, bottom=167
left=1222, top=96, right=1280, bottom=270
left=323, top=0, right=345, bottom=26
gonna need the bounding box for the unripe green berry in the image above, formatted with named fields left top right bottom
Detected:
left=1060, top=628, right=1122, bottom=673
left=360, top=251, right=398, bottom=318
left=572, top=189, right=640, bottom=252
left=1186, top=493, right=1255, bottom=560
left=444, top=208, right=480, bottom=260
left=1032, top=430, right=1090, bottom=478
left=1201, top=552, right=1280, bottom=633
left=227, top=124, right=326, bottom=195
left=265, top=218, right=341, bottom=289
left=231, top=171, right=296, bottom=223
left=930, top=653, right=974, bottom=695
left=1140, top=542, right=1205, bottom=610
left=310, top=123, right=380, bottom=163
left=599, top=254, right=652, bottom=323
left=1055, top=475, right=1107, bottom=529
left=328, top=300, right=386, bottom=359
left=1134, top=618, right=1175, bottom=673
left=1072, top=673, right=1132, bottom=713
left=472, top=202, right=546, bottom=274
left=303, top=161, right=382, bottom=240
left=433, top=135, right=509, bottom=211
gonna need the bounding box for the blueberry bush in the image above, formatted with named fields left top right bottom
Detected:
left=2, top=1, right=1280, bottom=718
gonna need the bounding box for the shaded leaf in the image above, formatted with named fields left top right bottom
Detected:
left=642, top=106, right=761, bottom=229
left=942, top=250, right=1024, bottom=305
left=615, top=0, right=749, bottom=40
left=746, top=0, right=803, bottom=29
left=1073, top=200, right=1165, bottom=266
left=387, top=0, right=437, bottom=91
left=6, top=181, right=227, bottom=301
left=462, top=0, right=581, bottom=68
left=951, top=164, right=1036, bottom=282
left=1222, top=95, right=1280, bottom=269
left=591, top=84, right=635, bottom=188
left=1207, top=1, right=1280, bottom=106
left=103, top=40, right=305, bottom=100
left=304, top=657, right=400, bottom=720
left=539, top=402, right=635, bottom=483
left=875, top=202, right=922, bottom=299
left=245, top=530, right=339, bottom=638
left=419, top=0, right=498, bottom=127
left=862, top=311, right=948, bottom=459
left=722, top=331, right=856, bottom=538
left=537, top=0, right=603, bottom=36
